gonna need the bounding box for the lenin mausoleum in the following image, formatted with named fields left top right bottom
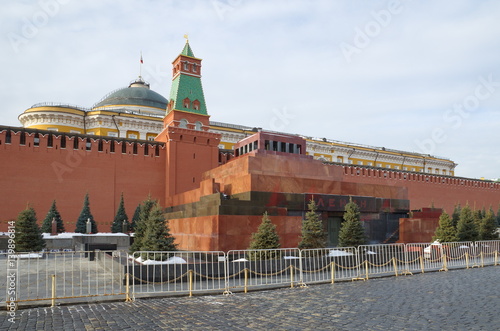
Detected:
left=1, top=41, right=499, bottom=251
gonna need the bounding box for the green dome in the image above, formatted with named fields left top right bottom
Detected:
left=93, top=78, right=168, bottom=110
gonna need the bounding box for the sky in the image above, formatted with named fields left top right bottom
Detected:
left=1, top=0, right=500, bottom=180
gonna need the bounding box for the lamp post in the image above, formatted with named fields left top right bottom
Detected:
left=122, top=219, right=128, bottom=234
left=51, top=217, right=57, bottom=236
left=86, top=218, right=92, bottom=234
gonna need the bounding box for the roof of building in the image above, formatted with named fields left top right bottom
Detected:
left=92, top=77, right=168, bottom=110
left=181, top=41, right=195, bottom=57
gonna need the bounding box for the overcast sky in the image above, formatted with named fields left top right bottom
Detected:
left=2, top=0, right=500, bottom=179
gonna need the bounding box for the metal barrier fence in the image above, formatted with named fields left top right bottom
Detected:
left=226, top=249, right=301, bottom=293
left=2, top=241, right=499, bottom=310
left=1, top=250, right=130, bottom=310
left=130, top=251, right=226, bottom=298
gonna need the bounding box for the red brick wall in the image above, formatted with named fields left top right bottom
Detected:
left=0, top=130, right=165, bottom=232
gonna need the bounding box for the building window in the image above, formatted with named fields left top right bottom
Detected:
left=348, top=160, right=353, bottom=164
left=357, top=161, right=363, bottom=165
left=179, top=119, right=188, bottom=128
left=110, top=141, right=115, bottom=153
left=47, top=134, right=53, bottom=147
left=386, top=165, right=391, bottom=169
left=34, top=133, right=40, bottom=147
left=108, top=132, right=118, bottom=137
left=60, top=135, right=66, bottom=149
left=195, top=121, right=202, bottom=130
left=337, top=156, right=343, bottom=163
left=147, top=136, right=155, bottom=141
left=367, top=162, right=373, bottom=166
left=183, top=62, right=188, bottom=70
left=128, top=134, right=137, bottom=139
left=192, top=63, right=197, bottom=72
left=5, top=130, right=11, bottom=144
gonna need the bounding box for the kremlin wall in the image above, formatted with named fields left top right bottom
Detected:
left=1, top=41, right=499, bottom=250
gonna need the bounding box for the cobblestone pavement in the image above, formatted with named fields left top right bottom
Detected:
left=1, top=266, right=499, bottom=330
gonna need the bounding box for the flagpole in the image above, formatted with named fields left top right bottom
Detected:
left=139, top=51, right=143, bottom=78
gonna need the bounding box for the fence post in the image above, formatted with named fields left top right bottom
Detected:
left=495, top=250, right=498, bottom=266
left=188, top=270, right=193, bottom=297
left=290, top=266, right=294, bottom=288
left=480, top=251, right=484, bottom=267
left=465, top=252, right=469, bottom=269
left=365, top=260, right=369, bottom=280
left=392, top=257, right=398, bottom=277
left=244, top=268, right=248, bottom=294
left=420, top=255, right=424, bottom=273
left=51, top=274, right=56, bottom=307
left=331, top=262, right=335, bottom=284
left=125, top=272, right=132, bottom=302
left=440, top=255, right=448, bottom=272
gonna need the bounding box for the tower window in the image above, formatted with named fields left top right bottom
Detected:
left=183, top=62, right=188, bottom=70
left=179, top=119, right=188, bottom=128
left=192, top=63, right=197, bottom=72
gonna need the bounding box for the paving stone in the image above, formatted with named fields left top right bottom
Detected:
left=1, top=267, right=499, bottom=330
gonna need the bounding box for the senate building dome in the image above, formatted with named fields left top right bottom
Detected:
left=92, top=77, right=168, bottom=115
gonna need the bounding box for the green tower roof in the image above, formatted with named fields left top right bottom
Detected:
left=181, top=42, right=195, bottom=57
left=168, top=42, right=208, bottom=115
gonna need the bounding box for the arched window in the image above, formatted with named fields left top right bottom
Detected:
left=179, top=119, right=188, bottom=128
left=195, top=121, right=202, bottom=131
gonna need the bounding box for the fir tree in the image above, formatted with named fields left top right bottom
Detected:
left=130, top=204, right=141, bottom=232
left=248, top=212, right=281, bottom=259
left=451, top=204, right=461, bottom=229
left=15, top=206, right=46, bottom=252
left=472, top=209, right=483, bottom=229
left=456, top=204, right=478, bottom=242
left=41, top=200, right=65, bottom=233
left=75, top=193, right=98, bottom=234
left=479, top=209, right=498, bottom=240
left=338, top=197, right=367, bottom=247
left=111, top=193, right=129, bottom=233
left=496, top=205, right=500, bottom=226
left=432, top=211, right=457, bottom=243
left=140, top=202, right=177, bottom=260
left=130, top=196, right=155, bottom=253
left=298, top=199, right=326, bottom=249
